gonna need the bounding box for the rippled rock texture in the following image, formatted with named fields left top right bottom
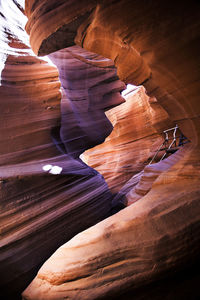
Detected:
left=25, top=0, right=99, bottom=56
left=48, top=45, right=125, bottom=158
left=83, top=86, right=171, bottom=193
left=1, top=0, right=200, bottom=299
left=0, top=1, right=123, bottom=299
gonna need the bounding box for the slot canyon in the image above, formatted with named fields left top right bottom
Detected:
left=0, top=0, right=200, bottom=299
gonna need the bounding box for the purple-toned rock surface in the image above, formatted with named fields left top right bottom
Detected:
left=49, top=45, right=126, bottom=158
left=0, top=2, right=125, bottom=299
left=22, top=0, right=200, bottom=299
left=1, top=0, right=200, bottom=299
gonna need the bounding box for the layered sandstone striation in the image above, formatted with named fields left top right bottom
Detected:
left=1, top=0, right=200, bottom=299
left=48, top=45, right=125, bottom=158
left=24, top=0, right=99, bottom=56
left=0, top=1, right=123, bottom=299
left=83, top=86, right=171, bottom=193
left=22, top=0, right=200, bottom=299
left=22, top=168, right=200, bottom=300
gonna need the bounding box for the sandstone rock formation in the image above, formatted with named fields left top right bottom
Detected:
left=83, top=86, right=171, bottom=193
left=1, top=0, right=200, bottom=299
left=48, top=45, right=126, bottom=158
left=22, top=172, right=200, bottom=300
left=0, top=2, right=123, bottom=299
left=22, top=0, right=200, bottom=299
left=25, top=0, right=99, bottom=56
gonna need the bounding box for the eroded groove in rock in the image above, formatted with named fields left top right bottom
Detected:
left=83, top=86, right=172, bottom=193
left=22, top=0, right=200, bottom=299
left=24, top=0, right=99, bottom=56
left=22, top=171, right=200, bottom=300
left=0, top=1, right=115, bottom=299
left=49, top=45, right=126, bottom=158
left=2, top=0, right=200, bottom=299
left=75, top=7, right=151, bottom=85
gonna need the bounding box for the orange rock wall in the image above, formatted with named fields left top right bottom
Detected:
left=0, top=0, right=200, bottom=299
left=22, top=0, right=200, bottom=299
left=83, top=86, right=171, bottom=192
left=0, top=2, right=116, bottom=299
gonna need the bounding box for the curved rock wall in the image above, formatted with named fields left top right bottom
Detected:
left=24, top=0, right=99, bottom=55
left=83, top=86, right=171, bottom=193
left=49, top=45, right=125, bottom=158
left=1, top=0, right=200, bottom=299
left=0, top=1, right=115, bottom=299
left=22, top=0, right=200, bottom=299
left=22, top=175, right=200, bottom=300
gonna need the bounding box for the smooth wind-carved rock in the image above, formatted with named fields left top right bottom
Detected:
left=0, top=2, right=123, bottom=299
left=23, top=0, right=200, bottom=299
left=25, top=0, right=99, bottom=56
left=83, top=86, right=171, bottom=193
left=49, top=45, right=126, bottom=158
left=1, top=0, right=200, bottom=299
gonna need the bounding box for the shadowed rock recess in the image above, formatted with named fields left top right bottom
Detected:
left=0, top=0, right=200, bottom=299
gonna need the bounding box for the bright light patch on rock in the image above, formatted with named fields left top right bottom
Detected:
left=42, top=56, right=57, bottom=67
left=49, top=166, right=63, bottom=175
left=43, top=165, right=62, bottom=174
left=42, top=164, right=53, bottom=171
left=121, top=84, right=139, bottom=96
